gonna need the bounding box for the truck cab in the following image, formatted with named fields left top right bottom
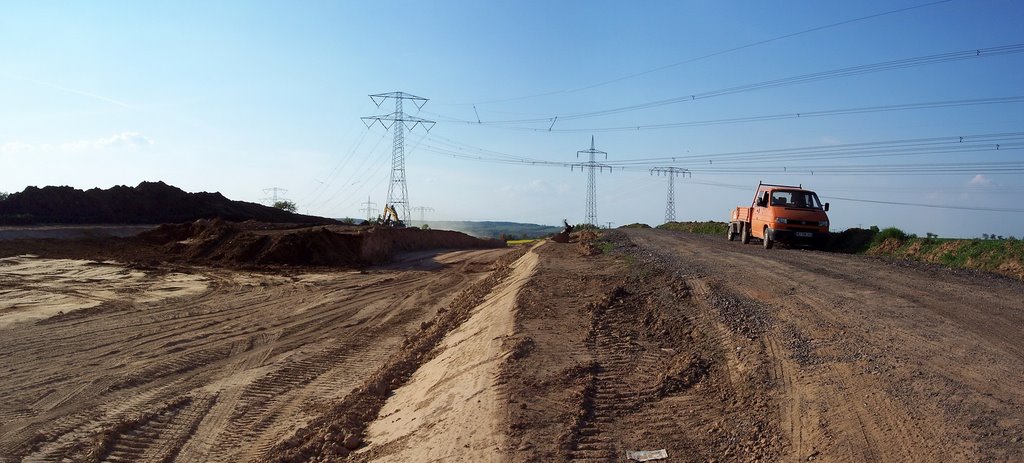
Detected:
left=729, top=183, right=830, bottom=249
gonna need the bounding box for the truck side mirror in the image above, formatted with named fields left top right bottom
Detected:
left=824, top=203, right=829, bottom=211
left=756, top=197, right=766, bottom=207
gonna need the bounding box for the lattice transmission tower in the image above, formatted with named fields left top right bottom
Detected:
left=361, top=92, right=435, bottom=223
left=650, top=167, right=691, bottom=223
left=361, top=196, right=378, bottom=222
left=571, top=136, right=612, bottom=226
left=261, top=187, right=288, bottom=204
left=410, top=206, right=435, bottom=225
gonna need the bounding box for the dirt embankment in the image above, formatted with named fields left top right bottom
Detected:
left=0, top=181, right=332, bottom=225
left=141, top=219, right=505, bottom=268
left=0, top=219, right=504, bottom=269
left=866, top=236, right=1024, bottom=281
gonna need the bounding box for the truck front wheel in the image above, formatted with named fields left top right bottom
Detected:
left=763, top=227, right=774, bottom=249
left=740, top=223, right=750, bottom=244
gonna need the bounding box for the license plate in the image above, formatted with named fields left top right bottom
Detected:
left=795, top=232, right=812, bottom=237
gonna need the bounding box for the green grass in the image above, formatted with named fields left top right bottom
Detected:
left=506, top=239, right=539, bottom=246
left=866, top=234, right=1024, bottom=281
left=656, top=221, right=728, bottom=235
left=870, top=226, right=913, bottom=246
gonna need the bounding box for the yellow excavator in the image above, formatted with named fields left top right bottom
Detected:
left=376, top=204, right=406, bottom=228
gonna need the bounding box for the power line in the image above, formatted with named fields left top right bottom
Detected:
left=606, top=132, right=1024, bottom=166
left=301, top=128, right=371, bottom=209
left=439, top=0, right=954, bottom=106
left=823, top=196, right=1024, bottom=213
left=308, top=129, right=390, bottom=212
left=476, top=96, right=1024, bottom=133
left=413, top=131, right=1024, bottom=175
left=428, top=43, right=1024, bottom=125
left=686, top=179, right=1024, bottom=212
left=321, top=135, right=393, bottom=216
left=325, top=127, right=433, bottom=218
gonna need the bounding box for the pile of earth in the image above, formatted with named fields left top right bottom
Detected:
left=141, top=219, right=505, bottom=267
left=0, top=181, right=332, bottom=225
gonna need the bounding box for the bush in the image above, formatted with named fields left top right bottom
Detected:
left=619, top=223, right=651, bottom=229
left=656, top=221, right=728, bottom=235
left=272, top=200, right=297, bottom=213
left=872, top=226, right=909, bottom=246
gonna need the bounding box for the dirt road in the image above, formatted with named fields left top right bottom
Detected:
left=2, top=229, right=1022, bottom=462
left=0, top=248, right=506, bottom=462
left=623, top=229, right=1024, bottom=462
left=493, top=229, right=1023, bottom=462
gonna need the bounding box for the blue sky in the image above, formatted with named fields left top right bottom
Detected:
left=2, top=0, right=1022, bottom=237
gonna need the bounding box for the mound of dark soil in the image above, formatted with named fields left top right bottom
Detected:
left=0, top=181, right=333, bottom=225
left=141, top=220, right=505, bottom=267
left=825, top=227, right=876, bottom=253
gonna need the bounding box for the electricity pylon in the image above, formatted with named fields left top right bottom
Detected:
left=262, top=187, right=288, bottom=205
left=410, top=206, right=434, bottom=224
left=650, top=167, right=691, bottom=223
left=361, top=196, right=378, bottom=222
left=571, top=136, right=612, bottom=226
left=361, top=92, right=435, bottom=224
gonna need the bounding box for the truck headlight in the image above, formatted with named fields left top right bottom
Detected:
left=818, top=220, right=829, bottom=227
left=775, top=218, right=789, bottom=224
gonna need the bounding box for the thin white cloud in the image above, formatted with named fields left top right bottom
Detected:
left=97, top=132, right=154, bottom=148
left=967, top=174, right=992, bottom=187
left=0, top=141, right=33, bottom=154
left=3, top=132, right=154, bottom=154
left=501, top=179, right=552, bottom=194
left=12, top=76, right=133, bottom=109
left=820, top=136, right=842, bottom=146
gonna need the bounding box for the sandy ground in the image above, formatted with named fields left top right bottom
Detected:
left=361, top=249, right=539, bottom=462
left=2, top=229, right=1022, bottom=462
left=0, top=248, right=507, bottom=463
left=0, top=255, right=207, bottom=327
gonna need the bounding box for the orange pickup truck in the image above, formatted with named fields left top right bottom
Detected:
left=728, top=182, right=830, bottom=249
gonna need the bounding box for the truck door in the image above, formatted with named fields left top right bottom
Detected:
left=752, top=190, right=770, bottom=238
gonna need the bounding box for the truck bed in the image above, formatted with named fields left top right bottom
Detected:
left=731, top=207, right=752, bottom=223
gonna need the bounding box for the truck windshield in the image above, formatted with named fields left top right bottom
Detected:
left=771, top=190, right=823, bottom=209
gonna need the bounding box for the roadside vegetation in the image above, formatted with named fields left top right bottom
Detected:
left=655, top=220, right=1023, bottom=281
left=656, top=221, right=728, bottom=235
left=272, top=200, right=298, bottom=213
left=863, top=228, right=1024, bottom=281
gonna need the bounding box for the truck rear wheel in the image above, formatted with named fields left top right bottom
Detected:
left=740, top=223, right=750, bottom=244
left=727, top=223, right=737, bottom=241
left=763, top=227, right=774, bottom=249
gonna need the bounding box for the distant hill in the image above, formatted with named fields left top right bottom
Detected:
left=416, top=220, right=563, bottom=239
left=0, top=181, right=335, bottom=225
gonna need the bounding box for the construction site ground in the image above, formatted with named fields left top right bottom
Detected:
left=2, top=228, right=1022, bottom=462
